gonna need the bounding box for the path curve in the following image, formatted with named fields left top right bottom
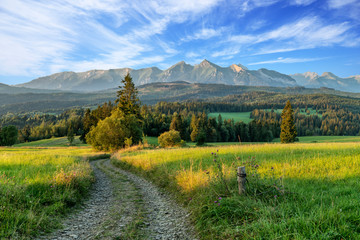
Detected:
left=38, top=159, right=196, bottom=240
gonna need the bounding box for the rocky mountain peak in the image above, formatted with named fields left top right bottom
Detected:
left=230, top=64, right=246, bottom=72
left=199, top=59, right=214, bottom=68
left=321, top=72, right=338, bottom=79
left=16, top=60, right=317, bottom=92
left=303, top=72, right=319, bottom=80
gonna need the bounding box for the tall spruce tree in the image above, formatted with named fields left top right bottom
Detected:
left=280, top=100, right=297, bottom=143
left=116, top=73, right=141, bottom=118
left=86, top=73, right=143, bottom=150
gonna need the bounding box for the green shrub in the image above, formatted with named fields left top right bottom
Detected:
left=0, top=125, right=18, bottom=146
left=158, top=130, right=183, bottom=148
left=86, top=109, right=142, bottom=151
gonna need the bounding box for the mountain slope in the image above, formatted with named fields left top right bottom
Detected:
left=0, top=83, right=59, bottom=94
left=291, top=72, right=360, bottom=92
left=17, top=60, right=297, bottom=92
left=3, top=81, right=360, bottom=115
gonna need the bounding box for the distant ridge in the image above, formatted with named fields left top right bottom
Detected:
left=17, top=60, right=297, bottom=92
left=0, top=82, right=60, bottom=94
left=15, top=60, right=360, bottom=93
left=291, top=72, right=360, bottom=93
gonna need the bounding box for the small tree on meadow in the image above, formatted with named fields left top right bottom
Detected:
left=86, top=109, right=142, bottom=151
left=158, top=130, right=183, bottom=148
left=280, top=100, right=297, bottom=143
left=86, top=73, right=143, bottom=151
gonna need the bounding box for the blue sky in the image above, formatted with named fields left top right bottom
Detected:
left=0, top=0, right=360, bottom=85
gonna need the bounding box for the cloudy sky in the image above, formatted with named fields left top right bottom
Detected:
left=0, top=0, right=360, bottom=84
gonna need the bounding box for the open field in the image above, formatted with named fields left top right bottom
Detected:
left=208, top=112, right=252, bottom=123
left=112, top=142, right=360, bottom=239
left=144, top=136, right=159, bottom=146
left=0, top=146, right=102, bottom=239
left=147, top=135, right=360, bottom=147
left=273, top=135, right=360, bottom=143
left=267, top=107, right=321, bottom=117
left=14, top=136, right=87, bottom=147
left=209, top=108, right=321, bottom=125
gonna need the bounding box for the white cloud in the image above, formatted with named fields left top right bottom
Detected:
left=328, top=0, right=357, bottom=8
left=254, top=48, right=299, bottom=55
left=248, top=57, right=323, bottom=65
left=239, top=0, right=280, bottom=13
left=228, top=16, right=357, bottom=53
left=248, top=20, right=267, bottom=31
left=211, top=48, right=240, bottom=57
left=182, top=27, right=226, bottom=41
left=290, top=0, right=316, bottom=6
left=328, top=0, right=360, bottom=21
left=185, top=52, right=201, bottom=58
left=0, top=0, right=223, bottom=77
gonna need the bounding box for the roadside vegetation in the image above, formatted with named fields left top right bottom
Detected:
left=112, top=142, right=360, bottom=239
left=2, top=72, right=360, bottom=239
left=13, top=136, right=86, bottom=147
left=0, top=147, right=103, bottom=239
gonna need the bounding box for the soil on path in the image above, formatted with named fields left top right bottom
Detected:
left=38, top=159, right=196, bottom=240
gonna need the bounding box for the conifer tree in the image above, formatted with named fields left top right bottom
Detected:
left=170, top=112, right=185, bottom=139
left=116, top=73, right=141, bottom=118
left=280, top=100, right=297, bottom=143
left=86, top=73, right=143, bottom=150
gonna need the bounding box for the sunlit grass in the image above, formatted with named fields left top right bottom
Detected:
left=14, top=136, right=88, bottom=147
left=0, top=146, right=100, bottom=239
left=112, top=142, right=360, bottom=239
left=273, top=135, right=360, bottom=143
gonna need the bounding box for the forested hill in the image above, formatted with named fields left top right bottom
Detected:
left=1, top=81, right=360, bottom=115
left=0, top=83, right=60, bottom=94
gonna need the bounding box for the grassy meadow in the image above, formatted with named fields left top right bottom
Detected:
left=14, top=136, right=87, bottom=147
left=208, top=108, right=321, bottom=125
left=208, top=112, right=252, bottom=123
left=274, top=135, right=360, bottom=143
left=112, top=142, right=360, bottom=239
left=0, top=146, right=103, bottom=239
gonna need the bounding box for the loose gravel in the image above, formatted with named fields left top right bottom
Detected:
left=38, top=159, right=197, bottom=240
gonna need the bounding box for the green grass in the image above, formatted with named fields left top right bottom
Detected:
left=0, top=146, right=102, bottom=239
left=209, top=108, right=321, bottom=124
left=14, top=136, right=88, bottom=147
left=273, top=135, right=360, bottom=143
left=208, top=112, right=252, bottom=123
left=144, top=136, right=159, bottom=146
left=112, top=142, right=360, bottom=239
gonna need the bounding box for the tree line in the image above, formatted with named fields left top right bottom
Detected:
left=251, top=107, right=360, bottom=136
left=2, top=75, right=360, bottom=146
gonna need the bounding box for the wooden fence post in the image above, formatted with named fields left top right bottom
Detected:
left=237, top=166, right=246, bottom=195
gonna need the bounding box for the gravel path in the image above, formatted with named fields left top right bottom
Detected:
left=104, top=160, right=197, bottom=240
left=38, top=159, right=196, bottom=240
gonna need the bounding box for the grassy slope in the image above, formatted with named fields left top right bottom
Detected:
left=14, top=136, right=88, bottom=147
left=273, top=135, right=360, bottom=143
left=112, top=142, right=360, bottom=239
left=0, top=144, right=104, bottom=239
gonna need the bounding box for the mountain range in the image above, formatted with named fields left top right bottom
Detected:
left=11, top=59, right=360, bottom=93
left=290, top=72, right=360, bottom=93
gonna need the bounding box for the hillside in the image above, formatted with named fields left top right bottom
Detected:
left=0, top=83, right=59, bottom=94
left=2, top=81, right=360, bottom=115
left=291, top=72, right=360, bottom=92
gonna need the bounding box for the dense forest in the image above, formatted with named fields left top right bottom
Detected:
left=2, top=90, right=360, bottom=145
